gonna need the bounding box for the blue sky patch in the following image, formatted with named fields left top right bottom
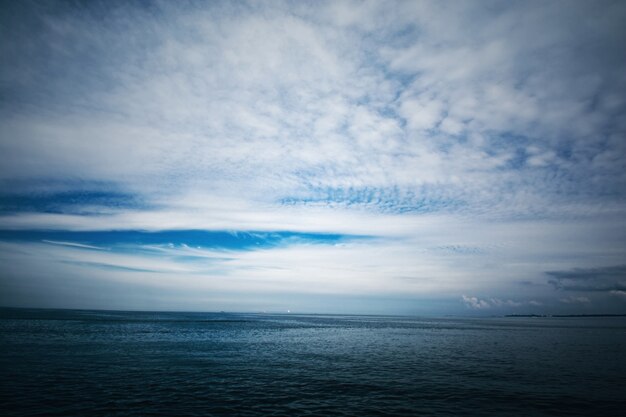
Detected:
left=0, top=229, right=366, bottom=251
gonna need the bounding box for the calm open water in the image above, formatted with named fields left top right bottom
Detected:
left=1, top=308, right=625, bottom=416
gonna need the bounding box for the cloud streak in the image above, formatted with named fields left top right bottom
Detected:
left=41, top=240, right=107, bottom=251
left=547, top=265, right=626, bottom=292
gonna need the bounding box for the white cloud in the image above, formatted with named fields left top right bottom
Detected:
left=462, top=295, right=491, bottom=309
left=462, top=295, right=542, bottom=310
left=41, top=240, right=107, bottom=251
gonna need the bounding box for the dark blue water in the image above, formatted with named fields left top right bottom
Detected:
left=1, top=309, right=625, bottom=416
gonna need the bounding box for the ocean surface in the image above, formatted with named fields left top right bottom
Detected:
left=1, top=309, right=625, bottom=416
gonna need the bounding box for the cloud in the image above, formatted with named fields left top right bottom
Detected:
left=461, top=295, right=491, bottom=309
left=461, top=295, right=538, bottom=310
left=610, top=290, right=626, bottom=299
left=1, top=1, right=625, bottom=313
left=559, top=296, right=591, bottom=304
left=1, top=0, right=625, bottom=219
left=41, top=240, right=107, bottom=251
left=547, top=265, right=626, bottom=292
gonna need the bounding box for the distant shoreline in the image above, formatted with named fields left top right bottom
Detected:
left=505, top=314, right=626, bottom=318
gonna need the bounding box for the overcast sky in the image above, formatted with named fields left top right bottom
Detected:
left=1, top=0, right=625, bottom=315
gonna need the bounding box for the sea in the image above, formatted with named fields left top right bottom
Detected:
left=1, top=308, right=625, bottom=416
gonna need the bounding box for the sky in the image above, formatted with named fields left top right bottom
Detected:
left=0, top=0, right=625, bottom=315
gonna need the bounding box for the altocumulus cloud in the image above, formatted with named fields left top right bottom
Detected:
left=0, top=0, right=625, bottom=314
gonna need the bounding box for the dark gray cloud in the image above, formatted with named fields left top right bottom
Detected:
left=547, top=265, right=626, bottom=292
